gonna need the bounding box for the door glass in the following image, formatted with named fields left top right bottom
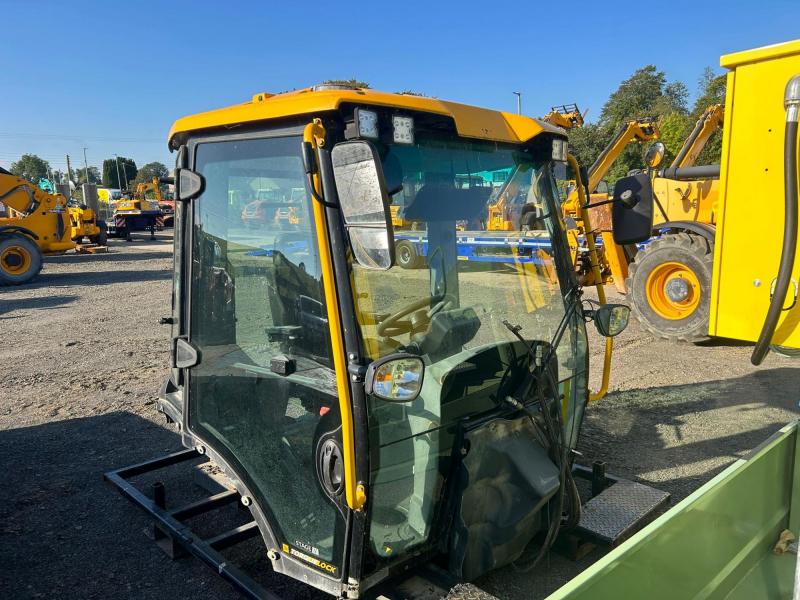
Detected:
left=348, top=135, right=589, bottom=567
left=188, top=135, right=346, bottom=571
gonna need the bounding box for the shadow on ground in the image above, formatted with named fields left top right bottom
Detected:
left=0, top=294, right=79, bottom=315
left=0, top=412, right=324, bottom=600
left=45, top=251, right=174, bottom=264
left=579, top=366, right=800, bottom=499
left=21, top=269, right=171, bottom=290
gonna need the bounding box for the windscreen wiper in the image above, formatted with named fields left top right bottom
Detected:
left=502, top=284, right=582, bottom=373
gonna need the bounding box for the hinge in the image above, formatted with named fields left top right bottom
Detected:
left=347, top=363, right=367, bottom=383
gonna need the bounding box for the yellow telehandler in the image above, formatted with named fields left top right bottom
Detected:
left=0, top=168, right=104, bottom=285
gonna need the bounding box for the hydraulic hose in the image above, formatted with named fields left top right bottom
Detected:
left=751, top=74, right=800, bottom=365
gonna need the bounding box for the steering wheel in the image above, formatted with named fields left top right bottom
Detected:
left=376, top=296, right=455, bottom=338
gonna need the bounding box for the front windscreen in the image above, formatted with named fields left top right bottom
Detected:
left=348, top=132, right=589, bottom=565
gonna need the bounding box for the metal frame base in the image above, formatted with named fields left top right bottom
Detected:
left=104, top=449, right=280, bottom=600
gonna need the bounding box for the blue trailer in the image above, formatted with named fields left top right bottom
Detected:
left=393, top=230, right=557, bottom=269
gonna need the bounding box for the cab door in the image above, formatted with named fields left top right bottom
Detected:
left=182, top=131, right=350, bottom=586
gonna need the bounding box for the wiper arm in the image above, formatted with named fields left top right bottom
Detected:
left=502, top=284, right=582, bottom=371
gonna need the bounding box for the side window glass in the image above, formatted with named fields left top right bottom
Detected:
left=187, top=136, right=346, bottom=572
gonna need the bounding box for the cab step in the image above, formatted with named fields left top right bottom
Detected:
left=565, top=462, right=670, bottom=553
left=575, top=478, right=670, bottom=546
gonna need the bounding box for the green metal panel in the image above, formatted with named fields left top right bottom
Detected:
left=547, top=422, right=798, bottom=600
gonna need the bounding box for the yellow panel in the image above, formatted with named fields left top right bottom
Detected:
left=721, top=39, right=800, bottom=69
left=710, top=45, right=800, bottom=345
left=169, top=87, right=554, bottom=147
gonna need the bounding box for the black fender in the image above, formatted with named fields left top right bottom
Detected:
left=0, top=225, right=40, bottom=240
left=653, top=220, right=715, bottom=243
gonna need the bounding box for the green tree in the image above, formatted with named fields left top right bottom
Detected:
left=75, top=166, right=101, bottom=185
left=689, top=67, right=727, bottom=165
left=575, top=65, right=692, bottom=183
left=567, top=123, right=609, bottom=173
left=133, top=161, right=169, bottom=185
left=101, top=156, right=137, bottom=189
left=658, top=111, right=692, bottom=165
left=10, top=154, right=50, bottom=182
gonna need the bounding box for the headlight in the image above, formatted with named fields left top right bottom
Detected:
left=552, top=138, right=568, bottom=162
left=366, top=355, right=424, bottom=402
left=392, top=115, right=415, bottom=145
left=355, top=108, right=379, bottom=139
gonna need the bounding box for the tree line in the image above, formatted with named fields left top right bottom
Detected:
left=567, top=66, right=726, bottom=183
left=7, top=154, right=169, bottom=191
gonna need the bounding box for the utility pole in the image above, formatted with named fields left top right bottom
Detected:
left=513, top=91, right=522, bottom=115
left=66, top=154, right=74, bottom=184
left=83, top=147, right=89, bottom=184
left=114, top=154, right=123, bottom=190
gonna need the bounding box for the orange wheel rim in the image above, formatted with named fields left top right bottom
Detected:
left=645, top=261, right=701, bottom=320
left=0, top=245, right=32, bottom=275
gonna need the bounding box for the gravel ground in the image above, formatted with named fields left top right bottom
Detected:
left=2, top=234, right=798, bottom=599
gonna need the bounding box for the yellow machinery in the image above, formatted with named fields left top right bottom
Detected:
left=710, top=40, right=800, bottom=359
left=105, top=85, right=663, bottom=599
left=612, top=39, right=800, bottom=356
left=109, top=177, right=164, bottom=240
left=621, top=106, right=724, bottom=340
left=543, top=104, right=724, bottom=341
left=0, top=167, right=71, bottom=284
left=0, top=168, right=104, bottom=284
left=68, top=203, right=105, bottom=245
left=537, top=110, right=660, bottom=287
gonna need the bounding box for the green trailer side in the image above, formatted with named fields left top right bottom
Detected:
left=548, top=421, right=800, bottom=599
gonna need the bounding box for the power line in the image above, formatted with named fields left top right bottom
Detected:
left=0, top=132, right=164, bottom=143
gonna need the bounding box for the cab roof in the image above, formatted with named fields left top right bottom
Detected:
left=168, top=86, right=563, bottom=148
left=721, top=38, right=800, bottom=69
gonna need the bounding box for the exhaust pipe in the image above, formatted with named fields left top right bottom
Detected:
left=751, top=74, right=800, bottom=365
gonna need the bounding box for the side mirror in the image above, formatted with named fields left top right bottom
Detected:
left=644, top=142, right=666, bottom=169
left=591, top=304, right=631, bottom=337
left=611, top=173, right=653, bottom=244
left=176, top=168, right=205, bottom=201
left=365, top=354, right=424, bottom=402
left=331, top=141, right=394, bottom=270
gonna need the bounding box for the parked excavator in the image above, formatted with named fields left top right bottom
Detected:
left=0, top=168, right=104, bottom=285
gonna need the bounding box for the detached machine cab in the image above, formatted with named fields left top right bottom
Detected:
left=108, top=87, right=644, bottom=598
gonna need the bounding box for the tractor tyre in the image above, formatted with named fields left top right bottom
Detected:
left=91, top=220, right=108, bottom=245
left=395, top=240, right=422, bottom=269
left=0, top=233, right=43, bottom=286
left=626, top=232, right=713, bottom=342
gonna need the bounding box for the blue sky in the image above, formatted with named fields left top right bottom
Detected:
left=1, top=0, right=798, bottom=175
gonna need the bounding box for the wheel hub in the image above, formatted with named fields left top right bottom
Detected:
left=645, top=261, right=701, bottom=320
left=1, top=246, right=31, bottom=274
left=665, top=277, right=690, bottom=302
